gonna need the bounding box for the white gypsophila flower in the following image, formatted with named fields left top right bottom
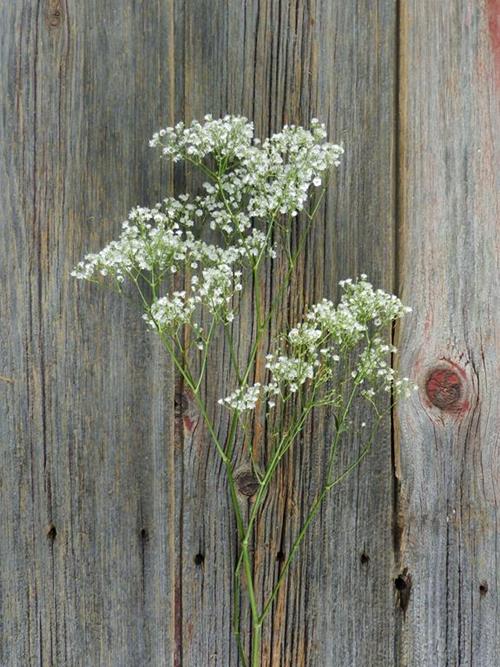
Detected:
left=150, top=115, right=255, bottom=163
left=145, top=254, right=244, bottom=333
left=74, top=117, right=345, bottom=339
left=305, top=276, right=411, bottom=349
left=241, top=123, right=344, bottom=219
left=198, top=264, right=241, bottom=322
left=218, top=276, right=414, bottom=412
left=145, top=291, right=199, bottom=331
left=218, top=383, right=262, bottom=411
left=305, top=298, right=367, bottom=349
left=74, top=118, right=343, bottom=285
left=71, top=204, right=192, bottom=283
left=220, top=354, right=317, bottom=412
left=264, top=355, right=316, bottom=394
left=288, top=323, right=323, bottom=352
left=150, top=116, right=344, bottom=223
left=338, top=274, right=412, bottom=328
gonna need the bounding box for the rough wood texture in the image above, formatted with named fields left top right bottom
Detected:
left=0, top=1, right=498, bottom=665
left=1, top=2, right=173, bottom=665
left=396, top=1, right=500, bottom=665
left=150, top=1, right=398, bottom=664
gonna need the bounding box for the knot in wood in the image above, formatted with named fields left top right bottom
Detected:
left=425, top=368, right=462, bottom=410
left=47, top=1, right=64, bottom=28
left=235, top=470, right=259, bottom=497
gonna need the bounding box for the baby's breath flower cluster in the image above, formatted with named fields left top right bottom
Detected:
left=73, top=116, right=343, bottom=337
left=220, top=276, right=416, bottom=411
left=150, top=115, right=343, bottom=223
left=73, top=118, right=414, bottom=667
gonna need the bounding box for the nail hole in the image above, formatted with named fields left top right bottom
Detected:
left=140, top=528, right=149, bottom=542
left=276, top=550, right=285, bottom=563
left=194, top=553, right=205, bottom=566
left=360, top=552, right=370, bottom=565
left=46, top=523, right=57, bottom=541
left=479, top=581, right=488, bottom=596
left=394, top=570, right=412, bottom=614
left=174, top=392, right=188, bottom=417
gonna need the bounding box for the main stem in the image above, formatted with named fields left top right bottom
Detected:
left=251, top=622, right=262, bottom=667
left=156, top=331, right=261, bottom=659
left=223, top=214, right=319, bottom=664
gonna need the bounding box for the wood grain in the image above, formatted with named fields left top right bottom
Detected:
left=396, top=1, right=500, bottom=665
left=1, top=2, right=174, bottom=665
left=2, top=0, right=497, bottom=665
left=1, top=1, right=397, bottom=665
left=172, top=1, right=398, bottom=664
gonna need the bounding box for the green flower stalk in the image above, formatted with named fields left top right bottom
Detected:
left=73, top=116, right=415, bottom=666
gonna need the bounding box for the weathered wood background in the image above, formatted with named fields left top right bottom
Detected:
left=1, top=1, right=498, bottom=665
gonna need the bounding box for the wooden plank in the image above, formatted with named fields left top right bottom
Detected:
left=0, top=2, right=174, bottom=665
left=174, top=1, right=398, bottom=664
left=1, top=1, right=399, bottom=665
left=396, top=1, right=500, bottom=664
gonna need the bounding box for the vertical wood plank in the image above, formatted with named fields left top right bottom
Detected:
left=0, top=2, right=174, bottom=665
left=397, top=1, right=500, bottom=664
left=310, top=4, right=398, bottom=664
left=174, top=1, right=398, bottom=664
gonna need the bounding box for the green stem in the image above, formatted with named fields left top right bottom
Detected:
left=234, top=394, right=318, bottom=578
left=256, top=373, right=371, bottom=623
left=132, top=182, right=330, bottom=665
left=226, top=326, right=243, bottom=385
left=260, top=423, right=379, bottom=623
left=251, top=621, right=262, bottom=667
left=232, top=570, right=248, bottom=667
left=194, top=317, right=217, bottom=393
left=158, top=329, right=262, bottom=662
left=325, top=379, right=361, bottom=481
left=260, top=486, right=327, bottom=622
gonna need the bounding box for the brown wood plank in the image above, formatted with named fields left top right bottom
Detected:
left=0, top=2, right=174, bottom=665
left=396, top=1, right=500, bottom=664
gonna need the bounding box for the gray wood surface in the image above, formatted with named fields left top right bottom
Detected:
left=172, top=2, right=398, bottom=665
left=1, top=2, right=174, bottom=665
left=396, top=1, right=500, bottom=665
left=0, top=1, right=497, bottom=665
